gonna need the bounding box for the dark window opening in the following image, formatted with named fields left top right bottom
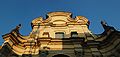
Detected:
left=71, top=32, right=78, bottom=37
left=53, top=54, right=69, bottom=57
left=55, top=32, right=64, bottom=38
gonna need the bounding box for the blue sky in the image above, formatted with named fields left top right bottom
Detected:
left=0, top=0, right=120, bottom=44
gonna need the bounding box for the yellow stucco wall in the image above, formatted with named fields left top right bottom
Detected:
left=32, top=12, right=90, bottom=39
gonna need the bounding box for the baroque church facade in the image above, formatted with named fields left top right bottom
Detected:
left=0, top=12, right=120, bottom=57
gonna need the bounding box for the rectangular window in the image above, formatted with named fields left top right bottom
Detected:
left=71, top=32, right=78, bottom=37
left=55, top=32, right=64, bottom=38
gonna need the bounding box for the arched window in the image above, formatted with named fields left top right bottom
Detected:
left=71, top=32, right=78, bottom=37
left=55, top=32, right=64, bottom=38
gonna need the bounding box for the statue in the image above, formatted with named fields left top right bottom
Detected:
left=101, top=20, right=108, bottom=29
left=11, top=24, right=21, bottom=33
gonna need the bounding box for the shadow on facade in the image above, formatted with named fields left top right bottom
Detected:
left=52, top=54, right=69, bottom=57
left=1, top=26, right=120, bottom=57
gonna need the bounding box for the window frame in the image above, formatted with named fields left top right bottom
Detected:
left=55, top=32, right=64, bottom=38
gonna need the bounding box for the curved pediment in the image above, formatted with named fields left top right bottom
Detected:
left=75, top=16, right=89, bottom=24
left=32, top=17, right=43, bottom=23
left=31, top=11, right=90, bottom=28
